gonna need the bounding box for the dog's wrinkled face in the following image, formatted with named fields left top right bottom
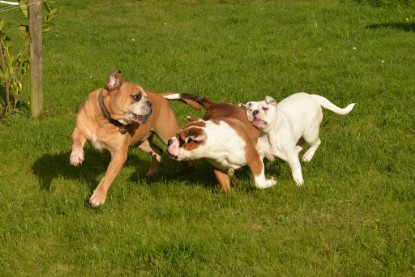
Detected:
left=244, top=96, right=277, bottom=130
left=167, top=120, right=207, bottom=161
left=106, top=71, right=153, bottom=125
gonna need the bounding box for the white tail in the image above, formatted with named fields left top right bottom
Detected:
left=162, top=93, right=181, bottom=100
left=311, top=94, right=356, bottom=115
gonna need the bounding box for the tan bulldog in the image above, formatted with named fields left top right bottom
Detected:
left=70, top=71, right=200, bottom=207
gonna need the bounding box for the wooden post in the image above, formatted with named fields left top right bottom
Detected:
left=29, top=0, right=43, bottom=117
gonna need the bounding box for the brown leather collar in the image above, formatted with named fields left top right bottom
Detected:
left=98, top=89, right=128, bottom=134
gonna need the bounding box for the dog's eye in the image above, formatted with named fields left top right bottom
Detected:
left=262, top=107, right=268, bottom=111
left=131, top=94, right=142, bottom=102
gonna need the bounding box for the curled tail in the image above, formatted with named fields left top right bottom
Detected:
left=163, top=93, right=215, bottom=110
left=311, top=94, right=356, bottom=115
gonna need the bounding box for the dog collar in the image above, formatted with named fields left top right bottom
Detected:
left=98, top=89, right=128, bottom=134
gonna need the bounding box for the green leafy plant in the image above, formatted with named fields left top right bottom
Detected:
left=0, top=0, right=59, bottom=115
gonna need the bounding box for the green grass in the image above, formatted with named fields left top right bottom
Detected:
left=1, top=0, right=415, bottom=275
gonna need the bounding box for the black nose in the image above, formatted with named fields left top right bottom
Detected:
left=253, top=110, right=259, bottom=116
left=167, top=138, right=174, bottom=147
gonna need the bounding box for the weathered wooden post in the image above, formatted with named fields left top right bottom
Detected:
left=29, top=0, right=43, bottom=117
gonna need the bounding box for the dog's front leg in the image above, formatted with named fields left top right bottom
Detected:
left=89, top=148, right=128, bottom=207
left=248, top=157, right=277, bottom=189
left=213, top=168, right=231, bottom=193
left=70, top=127, right=86, bottom=166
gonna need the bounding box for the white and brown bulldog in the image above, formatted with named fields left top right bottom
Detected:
left=70, top=71, right=200, bottom=207
left=164, top=94, right=277, bottom=192
left=243, top=92, right=356, bottom=185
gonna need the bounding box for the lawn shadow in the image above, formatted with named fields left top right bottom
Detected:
left=137, top=157, right=220, bottom=191
left=31, top=149, right=219, bottom=194
left=32, top=149, right=151, bottom=193
left=366, top=21, right=415, bottom=32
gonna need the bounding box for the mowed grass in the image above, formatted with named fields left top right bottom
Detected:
left=1, top=0, right=414, bottom=275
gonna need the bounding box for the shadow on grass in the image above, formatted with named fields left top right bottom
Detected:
left=366, top=21, right=415, bottom=32
left=32, top=149, right=118, bottom=192
left=31, top=149, right=219, bottom=194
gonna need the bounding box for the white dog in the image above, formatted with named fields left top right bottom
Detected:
left=243, top=92, right=356, bottom=185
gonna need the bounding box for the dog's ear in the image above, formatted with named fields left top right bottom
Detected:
left=183, top=128, right=206, bottom=144
left=106, top=70, right=122, bottom=91
left=238, top=102, right=254, bottom=109
left=265, top=96, right=277, bottom=106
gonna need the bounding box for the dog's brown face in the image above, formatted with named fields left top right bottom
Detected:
left=167, top=119, right=207, bottom=160
left=106, top=71, right=152, bottom=125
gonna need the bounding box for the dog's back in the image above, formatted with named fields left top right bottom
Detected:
left=204, top=102, right=260, bottom=144
left=164, top=93, right=260, bottom=143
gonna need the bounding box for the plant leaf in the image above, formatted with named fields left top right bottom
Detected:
left=42, top=22, right=54, bottom=33
left=19, top=0, right=29, bottom=19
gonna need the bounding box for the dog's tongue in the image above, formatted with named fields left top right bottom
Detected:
left=253, top=118, right=267, bottom=128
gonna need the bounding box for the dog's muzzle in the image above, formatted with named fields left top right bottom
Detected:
left=167, top=137, right=180, bottom=160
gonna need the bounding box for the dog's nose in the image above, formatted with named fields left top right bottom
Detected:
left=253, top=110, right=259, bottom=116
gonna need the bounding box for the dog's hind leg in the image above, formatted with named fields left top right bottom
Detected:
left=213, top=168, right=231, bottom=193
left=302, top=126, right=321, bottom=162
left=302, top=138, right=321, bottom=162
left=138, top=133, right=163, bottom=176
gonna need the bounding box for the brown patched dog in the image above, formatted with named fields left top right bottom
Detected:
left=165, top=94, right=277, bottom=192
left=70, top=71, right=199, bottom=207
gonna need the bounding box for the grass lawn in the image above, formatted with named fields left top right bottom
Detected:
left=1, top=0, right=414, bottom=275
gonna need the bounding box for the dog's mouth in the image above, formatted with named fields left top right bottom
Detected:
left=131, top=113, right=150, bottom=124
left=168, top=153, right=178, bottom=160
left=167, top=149, right=181, bottom=160
left=252, top=118, right=268, bottom=128
left=167, top=138, right=182, bottom=160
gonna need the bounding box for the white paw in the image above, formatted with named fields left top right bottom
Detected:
left=302, top=151, right=314, bottom=163
left=256, top=177, right=278, bottom=189
left=294, top=177, right=304, bottom=186
left=302, top=153, right=313, bottom=163
left=267, top=177, right=278, bottom=187
left=70, top=151, right=84, bottom=166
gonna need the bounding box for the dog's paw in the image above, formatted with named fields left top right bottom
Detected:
left=146, top=166, right=160, bottom=177
left=70, top=151, right=84, bottom=166
left=302, top=153, right=313, bottom=163
left=294, top=177, right=304, bottom=186
left=256, top=177, right=278, bottom=189
left=302, top=156, right=310, bottom=163
left=267, top=177, right=278, bottom=187
left=89, top=190, right=106, bottom=207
